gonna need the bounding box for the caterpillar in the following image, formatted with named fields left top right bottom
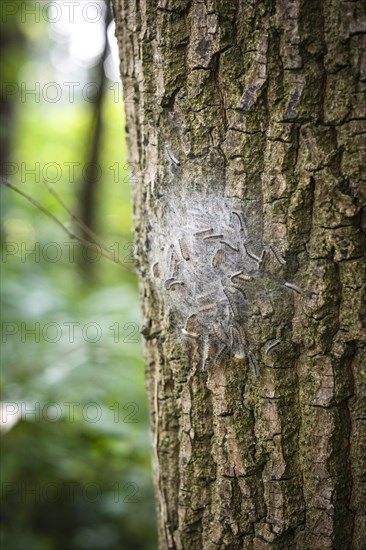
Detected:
left=169, top=280, right=184, bottom=290
left=152, top=262, right=161, bottom=278
left=265, top=339, right=281, bottom=356
left=231, top=211, right=248, bottom=236
left=178, top=238, right=190, bottom=261
left=202, top=334, right=212, bottom=368
left=230, top=325, right=245, bottom=359
left=164, top=277, right=176, bottom=289
left=223, top=288, right=237, bottom=314
left=230, top=271, right=252, bottom=283
left=232, top=284, right=247, bottom=299
left=243, top=243, right=260, bottom=262
left=284, top=281, right=302, bottom=294
left=248, top=351, right=260, bottom=377
left=194, top=228, right=214, bottom=238
left=203, top=233, right=224, bottom=241
left=168, top=247, right=180, bottom=275
left=215, top=344, right=228, bottom=362
left=213, top=322, right=227, bottom=344
left=185, top=313, right=198, bottom=331
left=182, top=328, right=199, bottom=339
left=165, top=146, right=180, bottom=166
left=170, top=258, right=181, bottom=278
left=269, top=245, right=286, bottom=266
left=198, top=303, right=218, bottom=314
left=219, top=240, right=238, bottom=252
left=212, top=248, right=225, bottom=268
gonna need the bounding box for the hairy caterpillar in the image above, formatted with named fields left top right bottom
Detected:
left=220, top=240, right=238, bottom=252
left=203, top=233, right=224, bottom=241
left=284, top=281, right=302, bottom=294
left=248, top=351, right=260, bottom=377
left=178, top=239, right=190, bottom=261
left=265, top=339, right=281, bottom=356
left=194, top=228, right=214, bottom=238
left=212, top=249, right=225, bottom=268
left=213, top=322, right=227, bottom=344
left=165, top=146, right=180, bottom=166
left=231, top=211, right=248, bottom=236
left=243, top=243, right=260, bottom=263
left=269, top=245, right=286, bottom=266
left=169, top=280, right=184, bottom=290
left=223, top=288, right=237, bottom=314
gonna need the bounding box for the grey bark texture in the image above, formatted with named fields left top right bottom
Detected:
left=112, top=0, right=366, bottom=548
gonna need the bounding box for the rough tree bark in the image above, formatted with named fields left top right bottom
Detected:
left=112, top=0, right=365, bottom=548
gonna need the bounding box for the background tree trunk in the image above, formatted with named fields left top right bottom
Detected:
left=112, top=1, right=365, bottom=548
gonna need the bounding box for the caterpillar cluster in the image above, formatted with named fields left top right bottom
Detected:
left=150, top=192, right=300, bottom=374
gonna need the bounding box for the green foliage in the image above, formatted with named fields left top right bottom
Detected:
left=2, top=250, right=156, bottom=548
left=1, top=2, right=156, bottom=548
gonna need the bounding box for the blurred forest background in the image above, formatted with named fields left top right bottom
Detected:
left=0, top=1, right=156, bottom=548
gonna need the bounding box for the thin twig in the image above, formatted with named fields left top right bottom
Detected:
left=43, top=180, right=107, bottom=248
left=1, top=178, right=134, bottom=272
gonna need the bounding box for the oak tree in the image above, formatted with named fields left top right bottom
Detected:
left=112, top=1, right=366, bottom=548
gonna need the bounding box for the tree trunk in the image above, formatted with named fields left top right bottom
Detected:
left=112, top=0, right=366, bottom=548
